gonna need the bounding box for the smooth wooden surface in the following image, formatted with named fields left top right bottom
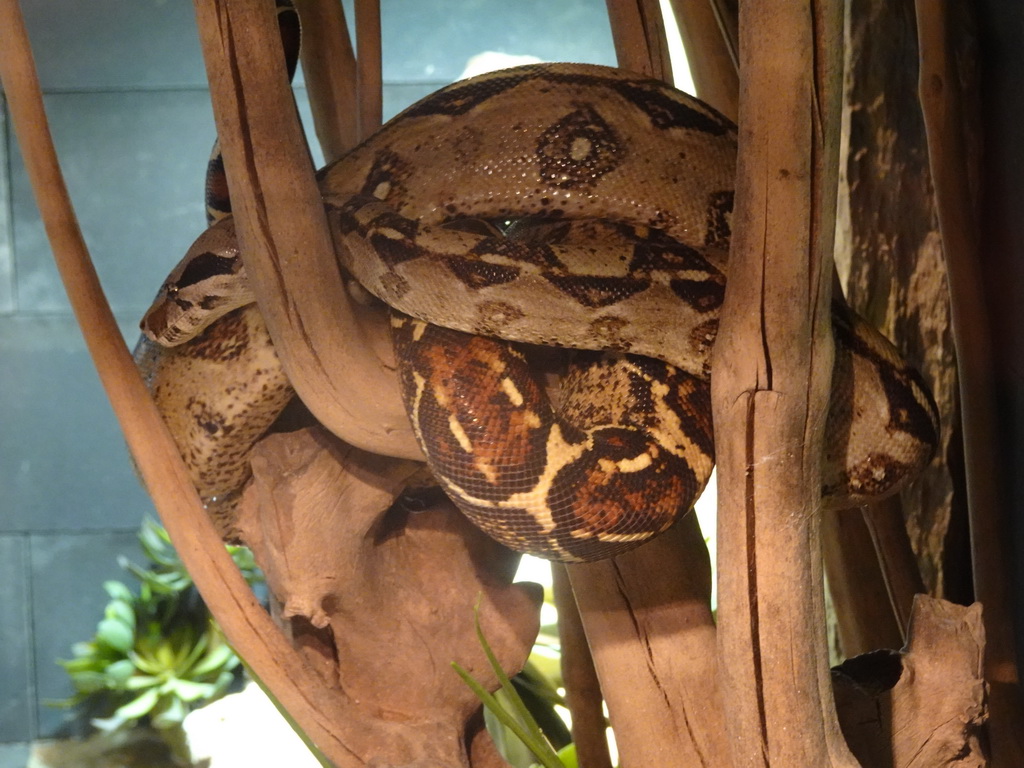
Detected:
left=295, top=0, right=359, bottom=162
left=667, top=0, right=738, bottom=119
left=193, top=0, right=420, bottom=462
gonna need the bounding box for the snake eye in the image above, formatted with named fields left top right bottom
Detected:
left=166, top=284, right=179, bottom=297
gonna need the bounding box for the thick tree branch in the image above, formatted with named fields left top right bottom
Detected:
left=667, top=0, right=739, bottom=119
left=354, top=0, right=382, bottom=139
left=191, top=0, right=419, bottom=461
left=711, top=1, right=856, bottom=764
left=605, top=0, right=673, bottom=80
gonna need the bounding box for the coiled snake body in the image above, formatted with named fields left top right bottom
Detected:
left=137, top=63, right=939, bottom=562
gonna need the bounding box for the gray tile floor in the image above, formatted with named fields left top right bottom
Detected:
left=1, top=0, right=616, bottom=747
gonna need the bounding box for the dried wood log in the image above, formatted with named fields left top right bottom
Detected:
left=552, top=566, right=614, bottom=768
left=711, top=0, right=857, bottom=764
left=0, top=3, right=386, bottom=763
left=555, top=5, right=729, bottom=765
left=192, top=0, right=420, bottom=461
left=354, top=0, right=382, bottom=139
left=822, top=508, right=905, bottom=656
left=833, top=595, right=986, bottom=767
left=569, top=513, right=731, bottom=766
left=604, top=0, right=672, bottom=79
left=862, top=497, right=926, bottom=637
left=234, top=427, right=541, bottom=766
left=666, top=0, right=738, bottom=119
left=294, top=0, right=359, bottom=162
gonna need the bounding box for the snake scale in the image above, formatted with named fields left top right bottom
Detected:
left=136, top=62, right=939, bottom=562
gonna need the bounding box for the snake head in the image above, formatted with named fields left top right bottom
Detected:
left=140, top=217, right=254, bottom=346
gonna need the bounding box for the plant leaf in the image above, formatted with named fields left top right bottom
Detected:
left=113, top=687, right=160, bottom=720
left=97, top=617, right=134, bottom=654
left=104, top=659, right=137, bottom=688
left=452, top=662, right=564, bottom=768
left=103, top=580, right=134, bottom=603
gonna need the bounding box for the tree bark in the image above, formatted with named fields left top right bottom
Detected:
left=234, top=427, right=540, bottom=767
left=569, top=514, right=731, bottom=767
left=915, top=1, right=1024, bottom=763
left=833, top=596, right=986, bottom=767
left=712, top=1, right=857, bottom=764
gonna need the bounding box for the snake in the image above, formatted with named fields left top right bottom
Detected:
left=136, top=62, right=939, bottom=562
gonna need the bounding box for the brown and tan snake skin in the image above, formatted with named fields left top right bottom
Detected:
left=136, top=63, right=939, bottom=561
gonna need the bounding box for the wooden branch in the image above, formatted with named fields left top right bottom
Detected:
left=833, top=595, right=986, bottom=766
left=234, top=427, right=540, bottom=766
left=0, top=4, right=372, bottom=763
left=913, top=2, right=1024, bottom=752
left=568, top=514, right=732, bottom=766
left=711, top=1, right=857, bottom=764
left=822, top=506, right=905, bottom=657
left=294, top=0, right=359, bottom=163
left=354, top=0, right=382, bottom=140
left=666, top=0, right=739, bottom=119
left=191, top=0, right=420, bottom=461
left=862, top=496, right=925, bottom=638
left=551, top=566, right=613, bottom=768
left=708, top=0, right=738, bottom=69
left=604, top=0, right=672, bottom=80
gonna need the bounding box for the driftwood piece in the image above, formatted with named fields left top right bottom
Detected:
left=234, top=427, right=541, bottom=766
left=604, top=0, right=672, bottom=79
left=354, top=0, right=382, bottom=140
left=294, top=0, right=359, bottom=163
left=0, top=4, right=391, bottom=763
left=822, top=508, right=905, bottom=656
left=192, top=0, right=419, bottom=461
left=569, top=513, right=731, bottom=766
left=862, top=497, right=926, bottom=638
left=711, top=1, right=857, bottom=764
left=551, top=566, right=613, bottom=768
left=833, top=595, right=986, bottom=767
left=666, top=0, right=738, bottom=119
left=550, top=5, right=729, bottom=766
left=822, top=497, right=927, bottom=657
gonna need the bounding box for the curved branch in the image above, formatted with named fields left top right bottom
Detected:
left=192, top=0, right=420, bottom=461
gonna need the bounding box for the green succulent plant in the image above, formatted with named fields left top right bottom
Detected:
left=55, top=519, right=262, bottom=764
